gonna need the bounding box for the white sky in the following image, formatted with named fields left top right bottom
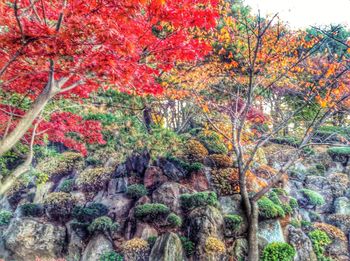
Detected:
left=244, top=0, right=350, bottom=29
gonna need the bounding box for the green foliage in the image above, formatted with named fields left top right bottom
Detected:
left=289, top=197, right=299, bottom=209
left=72, top=203, right=109, bottom=223
left=0, top=210, right=13, bottom=226
left=0, top=145, right=28, bottom=178
left=290, top=218, right=301, bottom=228
left=167, top=156, right=204, bottom=174
left=88, top=216, right=118, bottom=234
left=327, top=147, right=350, bottom=156
left=147, top=236, right=157, bottom=248
left=20, top=203, right=43, bottom=217
left=180, top=191, right=218, bottom=211
left=43, top=192, right=75, bottom=221
left=270, top=136, right=300, bottom=147
left=76, top=167, right=114, bottom=192
left=309, top=229, right=332, bottom=260
left=126, top=184, right=148, bottom=200
left=258, top=196, right=285, bottom=219
left=300, top=189, right=325, bottom=206
left=271, top=188, right=287, bottom=196
left=301, top=220, right=313, bottom=228
left=197, top=131, right=228, bottom=154
left=166, top=213, right=182, bottom=227
left=224, top=214, right=243, bottom=231
left=309, top=211, right=321, bottom=222
left=261, top=242, right=296, bottom=261
left=59, top=179, right=75, bottom=193
left=180, top=236, right=195, bottom=257
left=100, top=251, right=123, bottom=261
left=134, top=203, right=170, bottom=221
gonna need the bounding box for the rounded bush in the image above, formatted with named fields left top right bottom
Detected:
left=205, top=236, right=226, bottom=254
left=197, top=131, right=228, bottom=154
left=123, top=238, right=149, bottom=260
left=43, top=192, right=75, bottom=221
left=0, top=210, right=13, bottom=226
left=59, top=179, right=75, bottom=193
left=262, top=242, right=296, bottom=261
left=300, top=189, right=325, bottom=206
left=258, top=196, right=285, bottom=219
left=20, top=203, right=43, bottom=217
left=76, top=167, right=114, bottom=192
left=134, top=203, right=170, bottom=221
left=309, top=229, right=332, bottom=259
left=166, top=213, right=182, bottom=227
left=224, top=214, right=242, bottom=231
left=126, top=184, right=148, bottom=200
left=180, top=236, right=195, bottom=257
left=100, top=251, right=123, bottom=261
left=88, top=216, right=118, bottom=234
left=184, top=139, right=209, bottom=162
left=180, top=191, right=218, bottom=211
left=72, top=203, right=109, bottom=223
left=208, top=154, right=233, bottom=168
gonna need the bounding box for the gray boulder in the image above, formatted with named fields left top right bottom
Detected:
left=287, top=225, right=317, bottom=261
left=149, top=232, right=185, bottom=261
left=334, top=197, right=350, bottom=215
left=81, top=233, right=113, bottom=261
left=258, top=219, right=284, bottom=248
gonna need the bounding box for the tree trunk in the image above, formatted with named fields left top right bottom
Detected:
left=247, top=200, right=259, bottom=261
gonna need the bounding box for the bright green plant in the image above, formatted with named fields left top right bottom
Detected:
left=327, top=147, right=350, bottom=156
left=0, top=210, right=13, bottom=226
left=180, top=191, right=218, bottom=211
left=197, top=131, right=228, bottom=154
left=134, top=203, right=170, bottom=221
left=180, top=236, right=195, bottom=257
left=166, top=213, right=182, bottom=227
left=258, top=196, right=285, bottom=219
left=261, top=242, right=296, bottom=261
left=99, top=251, right=123, bottom=261
left=300, top=189, right=325, bottom=206
left=126, top=184, right=148, bottom=200
left=289, top=197, right=298, bottom=209
left=224, top=214, right=243, bottom=231
left=88, top=216, right=118, bottom=234
left=309, top=229, right=332, bottom=260
left=20, top=203, right=43, bottom=217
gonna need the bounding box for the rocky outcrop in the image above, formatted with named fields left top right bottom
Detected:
left=144, top=166, right=168, bottom=190
left=258, top=220, right=284, bottom=248
left=149, top=232, right=185, bottom=261
left=334, top=197, right=350, bottom=215
left=287, top=225, right=317, bottom=261
left=4, top=218, right=66, bottom=261
left=81, top=233, right=113, bottom=261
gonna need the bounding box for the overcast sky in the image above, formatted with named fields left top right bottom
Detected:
left=244, top=0, right=350, bottom=29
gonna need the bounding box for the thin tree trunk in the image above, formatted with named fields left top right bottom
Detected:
left=247, top=200, right=259, bottom=261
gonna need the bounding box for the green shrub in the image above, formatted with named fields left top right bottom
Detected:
left=309, top=229, right=332, bottom=260
left=88, top=216, right=118, bottom=234
left=100, top=251, right=123, bottom=261
left=76, top=167, right=114, bottom=192
left=224, top=214, right=243, bottom=231
left=197, top=131, right=228, bottom=154
left=20, top=203, right=43, bottom=217
left=290, top=218, right=301, bottom=228
left=301, top=220, right=313, bottom=228
left=270, top=136, right=300, bottom=147
left=72, top=203, right=109, bottom=223
left=167, top=156, right=204, bottom=174
left=327, top=147, right=350, bottom=156
left=126, top=184, right=148, bottom=200
left=43, top=192, right=75, bottom=221
left=134, top=203, right=170, bottom=221
left=180, top=191, right=218, bottom=211
left=0, top=210, right=13, bottom=226
left=272, top=188, right=287, bottom=196
left=300, top=189, right=325, bottom=206
left=261, top=242, right=296, bottom=261
left=289, top=197, right=298, bottom=209
left=180, top=236, right=195, bottom=257
left=166, top=213, right=182, bottom=227
left=147, top=236, right=157, bottom=248
left=258, top=196, right=285, bottom=219
left=59, top=179, right=75, bottom=193
left=309, top=211, right=321, bottom=222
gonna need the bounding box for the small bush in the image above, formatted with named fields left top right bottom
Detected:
left=205, top=236, right=226, bottom=254
left=208, top=154, right=233, bottom=168
left=20, top=203, right=43, bottom=217
left=72, top=203, right=109, bottom=223
left=270, top=136, right=300, bottom=147
left=290, top=218, right=301, bottom=228
left=126, top=184, right=148, bottom=200
left=167, top=156, right=204, bottom=173
left=76, top=167, right=114, bottom=192
left=134, top=203, right=170, bottom=221
left=300, top=189, right=325, bottom=206
left=123, top=238, right=149, bottom=261
left=327, top=146, right=350, bottom=156
left=314, top=222, right=347, bottom=241
left=100, top=251, right=123, bottom=261
left=0, top=210, right=13, bottom=226
left=261, top=242, right=296, bottom=261
left=180, top=236, right=195, bottom=257
left=166, top=213, right=182, bottom=227
left=289, top=197, right=298, bottom=209
left=59, top=179, right=75, bottom=193
left=301, top=220, right=313, bottom=228
left=258, top=196, right=285, bottom=219
left=88, top=216, right=118, bottom=234
left=180, top=191, right=218, bottom=211
left=43, top=192, right=75, bottom=221
left=147, top=236, right=157, bottom=248
left=309, top=229, right=332, bottom=260
left=184, top=139, right=209, bottom=162
left=224, top=214, right=242, bottom=231
left=197, top=131, right=228, bottom=154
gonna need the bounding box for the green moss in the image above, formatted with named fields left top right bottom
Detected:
left=309, top=229, right=332, bottom=260
left=134, top=203, right=170, bottom=221
left=258, top=196, right=285, bottom=219
left=0, top=210, right=13, bottom=226
left=88, top=216, right=118, bottom=234
left=289, top=197, right=299, bottom=209
left=180, top=236, right=195, bottom=257
left=100, top=251, right=123, bottom=261
left=166, top=213, right=182, bottom=227
left=180, top=191, right=218, bottom=211
left=72, top=203, right=109, bottom=223
left=262, top=242, right=296, bottom=261
left=300, top=189, right=325, bottom=206
left=224, top=214, right=243, bottom=231
left=327, top=146, right=350, bottom=156
left=20, top=203, right=43, bottom=217
left=126, top=184, right=148, bottom=200
left=271, top=188, right=287, bottom=196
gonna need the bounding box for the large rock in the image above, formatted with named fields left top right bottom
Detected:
left=33, top=182, right=54, bottom=203
left=287, top=225, right=317, bottom=261
left=81, top=234, right=113, bottom=261
left=108, top=177, right=128, bottom=194
left=156, top=158, right=186, bottom=181
left=258, top=220, right=284, bottom=248
left=219, top=195, right=243, bottom=215
left=4, top=218, right=66, bottom=261
left=134, top=222, right=158, bottom=240
left=66, top=221, right=84, bottom=261
left=334, top=197, right=350, bottom=215
left=149, top=232, right=185, bottom=261
left=186, top=169, right=210, bottom=192
left=97, top=194, right=133, bottom=222
left=125, top=151, right=150, bottom=176
left=144, top=166, right=168, bottom=190
left=188, top=206, right=224, bottom=243
left=152, top=182, right=191, bottom=213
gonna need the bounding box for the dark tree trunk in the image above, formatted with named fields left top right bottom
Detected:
left=247, top=200, right=259, bottom=261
